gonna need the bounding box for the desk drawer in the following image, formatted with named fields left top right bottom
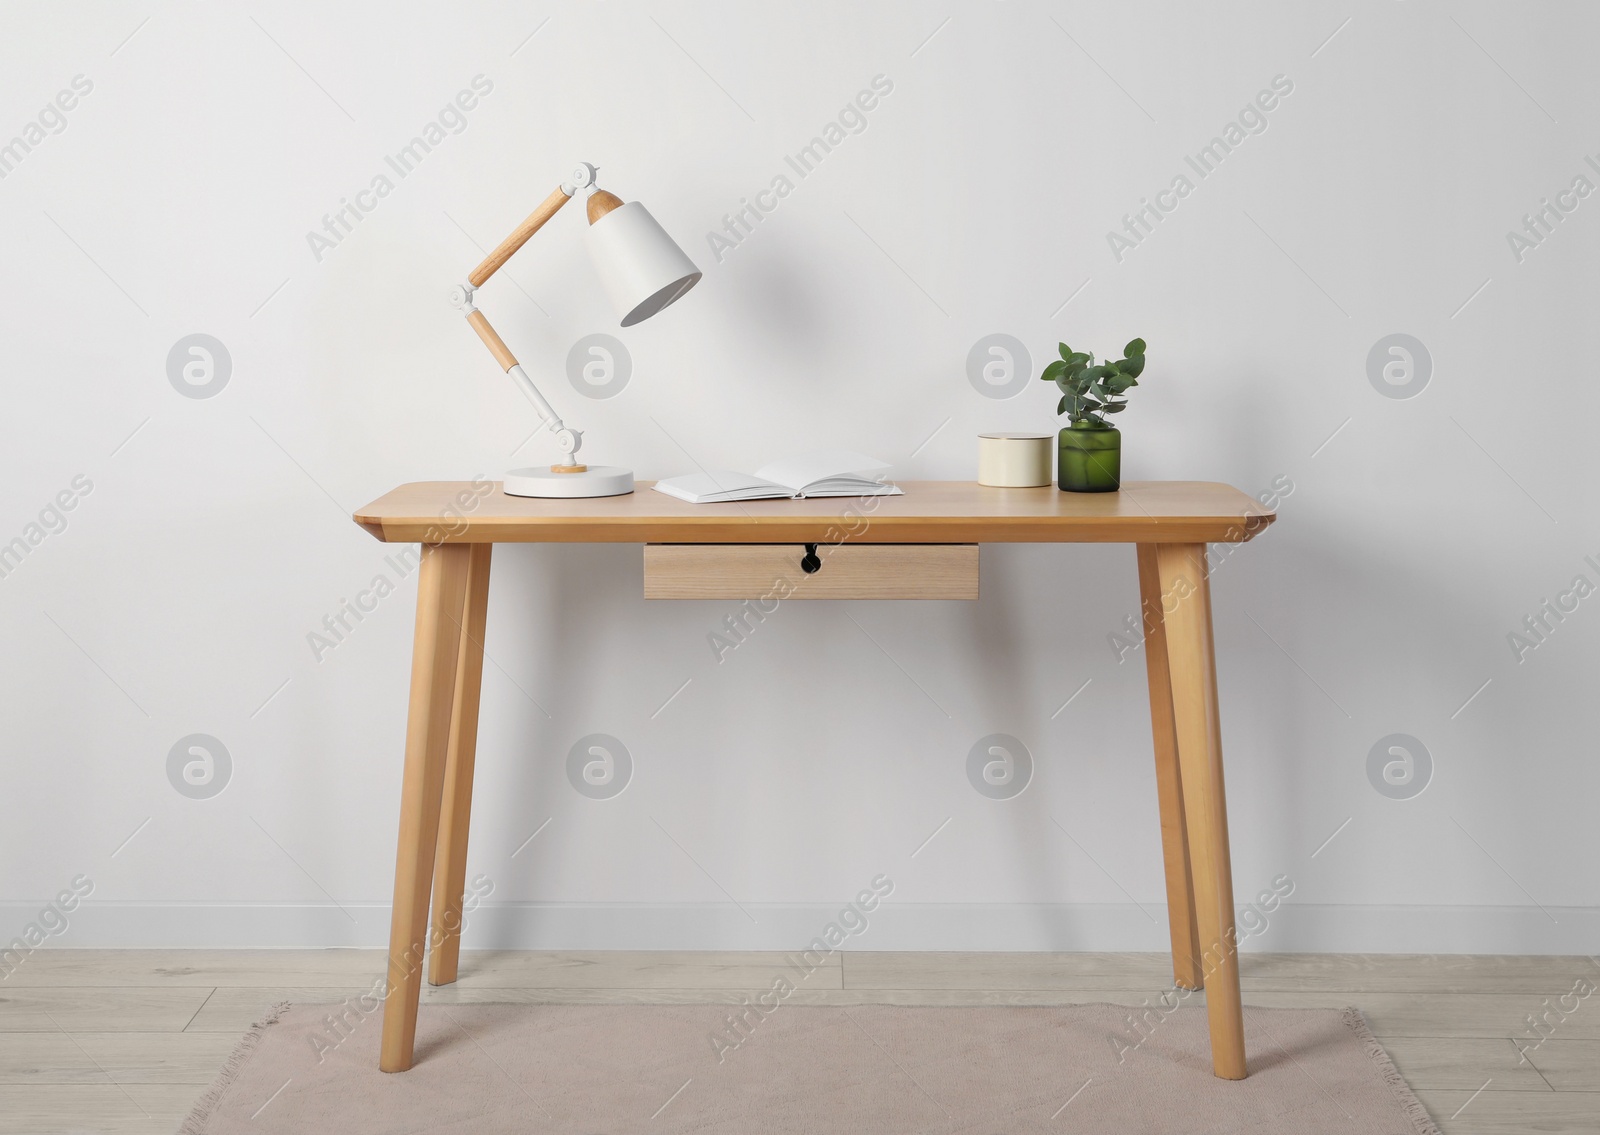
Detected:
left=644, top=544, right=979, bottom=600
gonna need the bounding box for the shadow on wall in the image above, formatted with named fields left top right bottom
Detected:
left=707, top=247, right=834, bottom=363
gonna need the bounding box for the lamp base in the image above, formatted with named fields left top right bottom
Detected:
left=503, top=465, right=634, bottom=498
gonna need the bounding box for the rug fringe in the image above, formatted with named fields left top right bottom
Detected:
left=176, top=1001, right=292, bottom=1135
left=1340, top=1006, right=1442, bottom=1135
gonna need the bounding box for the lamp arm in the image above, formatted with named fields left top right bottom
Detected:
left=462, top=309, right=562, bottom=424
left=451, top=290, right=582, bottom=462
left=454, top=164, right=605, bottom=469
left=468, top=183, right=572, bottom=288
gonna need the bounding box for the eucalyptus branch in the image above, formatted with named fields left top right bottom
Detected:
left=1040, top=338, right=1147, bottom=428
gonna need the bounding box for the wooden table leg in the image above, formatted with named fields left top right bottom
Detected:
left=380, top=543, right=471, bottom=1073
left=428, top=543, right=492, bottom=987
left=1136, top=545, right=1204, bottom=991
left=1154, top=542, right=1247, bottom=1080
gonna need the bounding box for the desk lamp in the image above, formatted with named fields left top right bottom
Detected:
left=449, top=162, right=702, bottom=497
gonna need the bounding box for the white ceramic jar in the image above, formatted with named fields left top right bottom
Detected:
left=977, top=432, right=1053, bottom=487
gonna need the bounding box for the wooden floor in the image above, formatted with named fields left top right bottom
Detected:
left=0, top=951, right=1594, bottom=1133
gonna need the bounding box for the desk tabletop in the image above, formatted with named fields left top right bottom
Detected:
left=353, top=481, right=1274, bottom=545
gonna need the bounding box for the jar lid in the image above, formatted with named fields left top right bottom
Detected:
left=978, top=432, right=1052, bottom=440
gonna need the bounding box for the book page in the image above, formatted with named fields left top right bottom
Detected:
left=652, top=471, right=788, bottom=502
left=753, top=450, right=890, bottom=493
left=793, top=478, right=903, bottom=497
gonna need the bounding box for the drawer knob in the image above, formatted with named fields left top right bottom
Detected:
left=800, top=543, right=821, bottom=574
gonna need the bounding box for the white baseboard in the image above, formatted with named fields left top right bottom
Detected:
left=4, top=902, right=1598, bottom=955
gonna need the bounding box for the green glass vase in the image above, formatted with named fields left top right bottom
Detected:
left=1058, top=425, right=1121, bottom=492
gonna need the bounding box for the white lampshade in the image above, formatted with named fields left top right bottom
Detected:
left=585, top=201, right=702, bottom=327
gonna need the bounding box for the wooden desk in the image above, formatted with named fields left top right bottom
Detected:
left=352, top=480, right=1275, bottom=1079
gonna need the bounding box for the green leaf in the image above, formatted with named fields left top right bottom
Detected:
left=1103, top=374, right=1133, bottom=395
left=1121, top=354, right=1145, bottom=378
left=1103, top=402, right=1127, bottom=413
left=1064, top=352, right=1091, bottom=368
left=1083, top=399, right=1104, bottom=411
left=1057, top=394, right=1071, bottom=415
left=1042, top=360, right=1066, bottom=382
left=1124, top=337, right=1146, bottom=357
left=1058, top=343, right=1075, bottom=362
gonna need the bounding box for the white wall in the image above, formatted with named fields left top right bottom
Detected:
left=3, top=1, right=1597, bottom=956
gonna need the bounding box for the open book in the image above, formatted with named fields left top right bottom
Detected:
left=652, top=450, right=904, bottom=504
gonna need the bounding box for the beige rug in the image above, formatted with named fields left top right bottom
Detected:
left=180, top=1002, right=1439, bottom=1134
